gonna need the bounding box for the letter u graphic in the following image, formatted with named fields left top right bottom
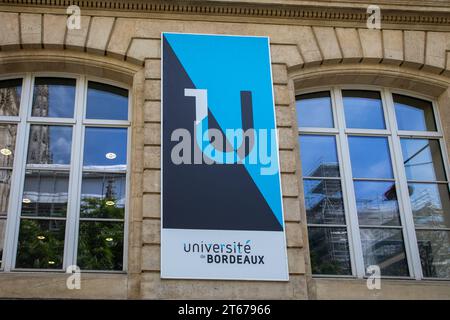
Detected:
left=185, top=88, right=255, bottom=164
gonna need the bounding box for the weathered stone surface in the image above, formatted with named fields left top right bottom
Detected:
left=65, top=16, right=91, bottom=51
left=283, top=197, right=301, bottom=222
left=20, top=13, right=42, bottom=49
left=142, top=219, right=161, bottom=244
left=270, top=44, right=303, bottom=67
left=313, top=27, right=342, bottom=64
left=424, top=32, right=449, bottom=73
left=144, top=123, right=161, bottom=145
left=296, top=26, right=322, bottom=66
left=127, top=39, right=160, bottom=65
left=144, top=80, right=161, bottom=100
left=144, top=101, right=161, bottom=123
left=141, top=245, right=160, bottom=271
left=279, top=150, right=296, bottom=173
left=358, top=29, right=383, bottom=63
left=141, top=273, right=308, bottom=299
left=281, top=174, right=299, bottom=197
left=107, top=18, right=136, bottom=59
left=274, top=85, right=291, bottom=105
left=382, top=30, right=403, bottom=65
left=271, top=64, right=288, bottom=84
left=276, top=106, right=293, bottom=127
left=278, top=128, right=296, bottom=150
left=403, top=30, right=425, bottom=69
left=287, top=248, right=306, bottom=274
left=285, top=222, right=303, bottom=248
left=0, top=12, right=20, bottom=50
left=143, top=170, right=161, bottom=193
left=86, top=17, right=115, bottom=54
left=144, top=146, right=161, bottom=169
left=143, top=193, right=161, bottom=219
left=335, top=28, right=362, bottom=62
left=145, top=59, right=161, bottom=79
left=43, top=14, right=66, bottom=49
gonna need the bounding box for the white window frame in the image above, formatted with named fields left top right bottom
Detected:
left=297, top=85, right=450, bottom=281
left=0, top=73, right=131, bottom=273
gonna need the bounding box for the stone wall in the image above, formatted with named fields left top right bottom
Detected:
left=0, top=1, right=449, bottom=299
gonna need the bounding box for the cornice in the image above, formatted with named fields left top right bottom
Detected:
left=1, top=0, right=450, bottom=27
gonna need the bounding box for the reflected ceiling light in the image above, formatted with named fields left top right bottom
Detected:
left=105, top=200, right=115, bottom=206
left=22, top=198, right=31, bottom=204
left=48, top=261, right=55, bottom=265
left=105, top=152, right=117, bottom=160
left=37, top=235, right=45, bottom=240
left=105, top=237, right=113, bottom=242
left=0, top=148, right=12, bottom=156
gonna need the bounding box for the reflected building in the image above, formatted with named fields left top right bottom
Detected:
left=28, top=85, right=51, bottom=165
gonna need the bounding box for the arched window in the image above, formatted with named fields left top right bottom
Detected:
left=0, top=74, right=130, bottom=272
left=296, top=87, right=450, bottom=280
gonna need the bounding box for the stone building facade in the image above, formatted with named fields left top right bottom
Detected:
left=0, top=0, right=449, bottom=299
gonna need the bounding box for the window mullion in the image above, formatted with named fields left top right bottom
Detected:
left=332, top=87, right=366, bottom=278
left=3, top=74, right=33, bottom=271
left=383, top=88, right=423, bottom=280
left=63, top=76, right=86, bottom=270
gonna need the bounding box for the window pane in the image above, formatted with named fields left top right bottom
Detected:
left=27, top=125, right=73, bottom=166
left=0, top=124, right=17, bottom=167
left=408, top=183, right=450, bottom=229
left=394, top=94, right=436, bottom=131
left=296, top=92, right=333, bottom=128
left=0, top=170, right=12, bottom=217
left=304, top=179, right=345, bottom=225
left=77, top=221, right=124, bottom=270
left=343, top=90, right=385, bottom=129
left=0, top=218, right=6, bottom=267
left=15, top=219, right=65, bottom=269
left=80, top=172, right=126, bottom=219
left=360, top=228, right=409, bottom=277
left=401, top=139, right=446, bottom=181
left=308, top=227, right=352, bottom=275
left=348, top=136, right=393, bottom=179
left=299, top=135, right=339, bottom=177
left=83, top=127, right=127, bottom=170
left=32, top=78, right=76, bottom=118
left=86, top=81, right=128, bottom=120
left=21, top=170, right=69, bottom=218
left=0, top=79, right=21, bottom=116
left=354, top=181, right=400, bottom=226
left=417, top=230, right=450, bottom=279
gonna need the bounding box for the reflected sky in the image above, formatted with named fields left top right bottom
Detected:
left=86, top=82, right=128, bottom=121
left=394, top=94, right=436, bottom=131
left=343, top=90, right=385, bottom=129
left=296, top=92, right=333, bottom=128
left=348, top=136, right=393, bottom=179
left=27, top=125, right=73, bottom=165
left=299, top=135, right=339, bottom=177
left=32, top=78, right=76, bottom=118
left=401, top=138, right=446, bottom=181
left=83, top=127, right=127, bottom=169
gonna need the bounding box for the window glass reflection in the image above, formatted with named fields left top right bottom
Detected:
left=26, top=125, right=73, bottom=166
left=0, top=170, right=12, bottom=217
left=80, top=172, right=126, bottom=219
left=304, top=179, right=345, bottom=225
left=0, top=124, right=17, bottom=167
left=308, top=227, right=352, bottom=275
left=83, top=127, right=127, bottom=170
left=296, top=92, right=334, bottom=128
left=0, top=79, right=21, bottom=116
left=77, top=221, right=124, bottom=270
left=21, top=170, right=69, bottom=218
left=32, top=78, right=76, bottom=118
left=299, top=135, right=340, bottom=177
left=360, top=228, right=409, bottom=277
left=401, top=139, right=446, bottom=181
left=0, top=218, right=5, bottom=267
left=343, top=90, right=385, bottom=129
left=408, top=183, right=450, bottom=229
left=394, top=94, right=436, bottom=131
left=348, top=136, right=393, bottom=179
left=15, top=219, right=65, bottom=269
left=417, top=230, right=450, bottom=279
left=354, top=181, right=401, bottom=226
left=86, top=82, right=128, bottom=120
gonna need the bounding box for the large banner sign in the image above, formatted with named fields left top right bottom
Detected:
left=161, top=33, right=289, bottom=281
